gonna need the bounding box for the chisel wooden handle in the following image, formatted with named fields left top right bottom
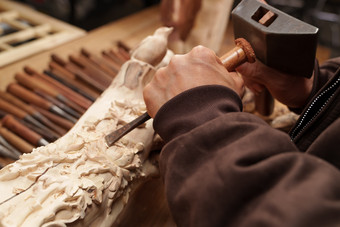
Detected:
left=48, top=64, right=100, bottom=98
left=52, top=54, right=106, bottom=92
left=2, top=115, right=46, bottom=147
left=24, top=66, right=92, bottom=110
left=15, top=72, right=59, bottom=97
left=7, top=83, right=52, bottom=110
left=0, top=126, right=34, bottom=154
left=0, top=98, right=27, bottom=119
left=220, top=38, right=255, bottom=72
left=69, top=55, right=112, bottom=87
left=0, top=91, right=66, bottom=136
left=81, top=48, right=118, bottom=76
left=33, top=106, right=74, bottom=130
left=0, top=91, right=36, bottom=115
left=49, top=61, right=76, bottom=80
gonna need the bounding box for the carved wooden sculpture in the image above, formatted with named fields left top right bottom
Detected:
left=0, top=27, right=173, bottom=227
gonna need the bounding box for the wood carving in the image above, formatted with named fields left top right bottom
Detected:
left=0, top=27, right=173, bottom=226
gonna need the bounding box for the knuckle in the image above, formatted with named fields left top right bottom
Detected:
left=169, top=54, right=183, bottom=66
left=190, top=45, right=215, bottom=60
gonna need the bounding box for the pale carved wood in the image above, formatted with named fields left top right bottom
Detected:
left=0, top=27, right=173, bottom=227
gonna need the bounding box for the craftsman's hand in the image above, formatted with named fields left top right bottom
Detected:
left=237, top=60, right=314, bottom=109
left=143, top=46, right=244, bottom=118
left=160, top=0, right=202, bottom=41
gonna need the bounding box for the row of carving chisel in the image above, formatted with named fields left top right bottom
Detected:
left=0, top=41, right=131, bottom=168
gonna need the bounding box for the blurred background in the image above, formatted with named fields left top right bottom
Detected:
left=13, top=0, right=340, bottom=57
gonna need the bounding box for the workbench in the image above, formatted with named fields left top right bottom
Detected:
left=0, top=2, right=332, bottom=226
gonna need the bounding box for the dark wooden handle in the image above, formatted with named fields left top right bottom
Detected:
left=49, top=61, right=76, bottom=80
left=0, top=91, right=36, bottom=115
left=2, top=115, right=41, bottom=146
left=33, top=106, right=74, bottom=130
left=0, top=126, right=34, bottom=153
left=24, top=66, right=92, bottom=110
left=0, top=98, right=27, bottom=119
left=15, top=72, right=59, bottom=97
left=7, top=83, right=52, bottom=110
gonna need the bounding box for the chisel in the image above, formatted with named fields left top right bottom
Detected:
left=105, top=38, right=255, bottom=146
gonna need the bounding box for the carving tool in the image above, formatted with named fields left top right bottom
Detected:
left=110, top=49, right=129, bottom=63
left=7, top=83, right=77, bottom=124
left=44, top=69, right=97, bottom=102
left=101, top=52, right=124, bottom=73
left=0, top=135, right=22, bottom=157
left=16, top=70, right=88, bottom=113
left=117, top=40, right=131, bottom=53
left=0, top=144, right=19, bottom=160
left=69, top=54, right=113, bottom=87
left=102, top=50, right=125, bottom=66
left=0, top=126, right=34, bottom=153
left=49, top=60, right=76, bottom=80
left=33, top=106, right=74, bottom=130
left=24, top=66, right=92, bottom=110
left=232, top=0, right=318, bottom=115
left=18, top=117, right=57, bottom=142
left=117, top=47, right=131, bottom=61
left=51, top=54, right=107, bottom=92
left=48, top=63, right=101, bottom=98
left=105, top=38, right=255, bottom=146
left=0, top=91, right=67, bottom=135
left=81, top=48, right=119, bottom=76
left=35, top=90, right=81, bottom=119
left=0, top=97, right=60, bottom=141
left=2, top=114, right=49, bottom=147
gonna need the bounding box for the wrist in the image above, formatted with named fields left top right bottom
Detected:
left=154, top=85, right=242, bottom=142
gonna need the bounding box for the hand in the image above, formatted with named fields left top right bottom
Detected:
left=143, top=46, right=244, bottom=118
left=160, top=0, right=202, bottom=41
left=236, top=60, right=314, bottom=109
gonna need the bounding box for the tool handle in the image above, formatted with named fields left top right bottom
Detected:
left=74, top=54, right=113, bottom=86
left=81, top=48, right=118, bottom=77
left=33, top=106, right=74, bottom=130
left=0, top=98, right=27, bottom=119
left=7, top=83, right=52, bottom=110
left=48, top=64, right=101, bottom=98
left=0, top=91, right=36, bottom=115
left=67, top=59, right=108, bottom=92
left=15, top=72, right=59, bottom=97
left=0, top=126, right=34, bottom=153
left=2, top=115, right=42, bottom=146
left=49, top=61, right=76, bottom=80
left=44, top=70, right=97, bottom=102
left=52, top=53, right=107, bottom=92
left=25, top=66, right=92, bottom=110
left=254, top=89, right=274, bottom=116
left=101, top=52, right=123, bottom=72
left=220, top=38, right=255, bottom=72
left=220, top=38, right=274, bottom=116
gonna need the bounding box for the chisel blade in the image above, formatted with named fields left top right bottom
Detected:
left=105, top=112, right=151, bottom=147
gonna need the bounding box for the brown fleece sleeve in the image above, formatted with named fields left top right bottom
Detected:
left=155, top=85, right=340, bottom=227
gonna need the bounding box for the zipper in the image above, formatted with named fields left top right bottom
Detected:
left=290, top=75, right=340, bottom=141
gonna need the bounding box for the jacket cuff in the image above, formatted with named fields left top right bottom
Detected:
left=153, top=85, right=243, bottom=142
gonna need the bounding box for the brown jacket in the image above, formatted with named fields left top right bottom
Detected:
left=154, top=57, right=340, bottom=227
